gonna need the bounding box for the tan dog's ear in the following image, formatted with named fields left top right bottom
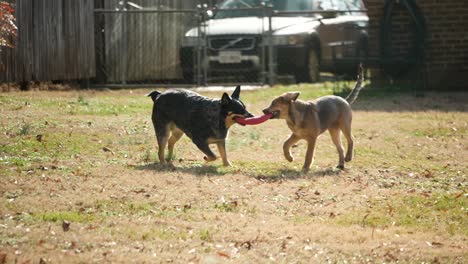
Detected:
left=283, top=92, right=300, bottom=102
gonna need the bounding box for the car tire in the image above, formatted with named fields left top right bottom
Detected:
left=182, top=69, right=194, bottom=84
left=296, top=49, right=320, bottom=83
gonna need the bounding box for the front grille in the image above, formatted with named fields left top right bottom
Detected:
left=209, top=61, right=256, bottom=71
left=209, top=36, right=255, bottom=50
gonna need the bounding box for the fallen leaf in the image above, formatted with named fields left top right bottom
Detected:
left=238, top=241, right=252, bottom=250
left=216, top=251, right=230, bottom=258
left=132, top=188, right=145, bottom=194
left=384, top=251, right=397, bottom=261
left=39, top=257, right=46, bottom=264
left=36, top=134, right=43, bottom=142
left=423, top=170, right=433, bottom=178
left=62, top=220, right=70, bottom=232
left=361, top=213, right=369, bottom=226
left=0, top=253, right=6, bottom=264
left=388, top=205, right=394, bottom=215
left=430, top=241, right=443, bottom=247
left=102, top=147, right=114, bottom=154
left=281, top=240, right=287, bottom=250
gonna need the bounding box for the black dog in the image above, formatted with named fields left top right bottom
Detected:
left=147, top=86, right=253, bottom=166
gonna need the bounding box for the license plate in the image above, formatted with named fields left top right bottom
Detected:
left=219, top=51, right=242, bottom=64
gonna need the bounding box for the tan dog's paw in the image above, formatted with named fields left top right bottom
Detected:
left=222, top=161, right=232, bottom=167
left=284, top=153, right=294, bottom=162
left=204, top=156, right=217, bottom=162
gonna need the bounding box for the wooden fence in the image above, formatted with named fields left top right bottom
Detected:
left=95, top=0, right=198, bottom=83
left=0, top=0, right=208, bottom=84
left=0, top=0, right=95, bottom=83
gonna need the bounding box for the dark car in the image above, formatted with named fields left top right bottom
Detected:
left=180, top=0, right=368, bottom=83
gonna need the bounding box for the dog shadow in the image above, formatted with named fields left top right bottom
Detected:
left=135, top=162, right=342, bottom=181
left=254, top=167, right=342, bottom=182
left=135, top=162, right=222, bottom=176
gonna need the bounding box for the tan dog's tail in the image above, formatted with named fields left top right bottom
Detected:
left=345, top=64, right=365, bottom=105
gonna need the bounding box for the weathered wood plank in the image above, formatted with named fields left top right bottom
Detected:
left=0, top=0, right=96, bottom=83
left=97, top=0, right=197, bottom=83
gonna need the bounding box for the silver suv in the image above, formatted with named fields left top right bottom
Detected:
left=180, top=0, right=368, bottom=83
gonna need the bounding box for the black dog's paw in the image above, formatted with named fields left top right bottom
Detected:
left=203, top=156, right=217, bottom=162
left=336, top=164, right=345, bottom=170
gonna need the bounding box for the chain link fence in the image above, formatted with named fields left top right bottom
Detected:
left=93, top=0, right=367, bottom=87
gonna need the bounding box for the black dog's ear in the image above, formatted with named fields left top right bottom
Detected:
left=231, top=85, right=241, bottom=99
left=147, top=91, right=161, bottom=102
left=221, top=92, right=231, bottom=105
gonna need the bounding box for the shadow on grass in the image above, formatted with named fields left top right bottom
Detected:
left=333, top=85, right=467, bottom=112
left=134, top=161, right=342, bottom=182
left=134, top=162, right=224, bottom=176
left=254, top=167, right=341, bottom=182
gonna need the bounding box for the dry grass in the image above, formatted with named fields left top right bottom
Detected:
left=0, top=84, right=467, bottom=263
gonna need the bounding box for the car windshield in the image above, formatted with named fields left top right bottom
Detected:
left=214, top=0, right=317, bottom=19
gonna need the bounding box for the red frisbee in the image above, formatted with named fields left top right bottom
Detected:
left=234, top=113, right=273, bottom=125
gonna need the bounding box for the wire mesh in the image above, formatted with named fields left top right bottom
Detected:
left=93, top=0, right=368, bottom=87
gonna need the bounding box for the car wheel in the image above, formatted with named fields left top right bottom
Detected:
left=296, top=49, right=320, bottom=83
left=182, top=70, right=194, bottom=84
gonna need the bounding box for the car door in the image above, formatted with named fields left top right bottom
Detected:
left=340, top=0, right=368, bottom=59
left=314, top=0, right=347, bottom=70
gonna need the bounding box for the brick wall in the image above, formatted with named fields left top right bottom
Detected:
left=363, top=0, right=468, bottom=90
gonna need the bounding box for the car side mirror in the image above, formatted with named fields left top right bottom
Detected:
left=206, top=9, right=215, bottom=19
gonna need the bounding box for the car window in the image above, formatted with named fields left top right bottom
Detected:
left=215, top=0, right=262, bottom=18
left=219, top=0, right=259, bottom=9
left=267, top=0, right=314, bottom=11
left=317, top=0, right=362, bottom=14
left=316, top=0, right=336, bottom=10
left=215, top=0, right=318, bottom=18
left=346, top=0, right=365, bottom=10
left=334, top=0, right=348, bottom=11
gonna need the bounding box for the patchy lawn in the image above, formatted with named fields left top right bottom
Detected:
left=0, top=84, right=467, bottom=263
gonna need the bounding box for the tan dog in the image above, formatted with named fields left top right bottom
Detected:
left=263, top=69, right=364, bottom=172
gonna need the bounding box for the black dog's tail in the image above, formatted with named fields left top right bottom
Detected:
left=345, top=64, right=365, bottom=105
left=147, top=91, right=161, bottom=102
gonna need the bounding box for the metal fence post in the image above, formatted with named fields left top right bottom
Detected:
left=260, top=2, right=266, bottom=85
left=121, top=0, right=128, bottom=85
left=196, top=5, right=202, bottom=86
left=202, top=4, right=208, bottom=86
left=267, top=4, right=274, bottom=86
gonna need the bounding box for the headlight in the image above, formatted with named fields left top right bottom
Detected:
left=287, top=35, right=305, bottom=45
left=182, top=36, right=204, bottom=47
left=182, top=36, right=197, bottom=47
